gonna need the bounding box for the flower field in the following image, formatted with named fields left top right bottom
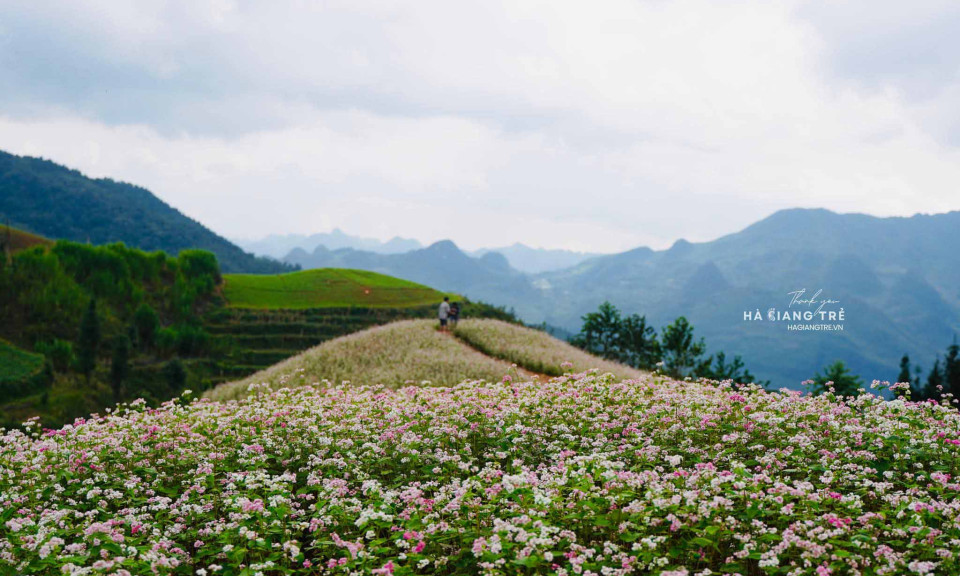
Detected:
left=4, top=373, right=960, bottom=576
left=453, top=319, right=643, bottom=379
left=206, top=320, right=530, bottom=402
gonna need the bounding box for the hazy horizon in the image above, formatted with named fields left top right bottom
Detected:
left=231, top=205, right=959, bottom=255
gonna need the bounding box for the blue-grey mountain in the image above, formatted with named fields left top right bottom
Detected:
left=287, top=208, right=960, bottom=389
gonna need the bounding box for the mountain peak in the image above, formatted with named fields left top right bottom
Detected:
left=425, top=239, right=462, bottom=254
left=666, top=238, right=693, bottom=256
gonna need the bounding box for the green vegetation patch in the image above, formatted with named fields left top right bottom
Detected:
left=0, top=339, right=45, bottom=385
left=222, top=268, right=457, bottom=309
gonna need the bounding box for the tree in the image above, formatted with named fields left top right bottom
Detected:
left=163, top=358, right=187, bottom=393
left=926, top=358, right=945, bottom=401
left=571, top=302, right=623, bottom=361
left=660, top=317, right=709, bottom=379
left=809, top=360, right=863, bottom=397
left=133, top=303, right=160, bottom=349
left=572, top=302, right=661, bottom=369
left=897, top=354, right=912, bottom=385
left=76, top=298, right=101, bottom=382
left=897, top=354, right=922, bottom=399
left=944, top=337, right=960, bottom=403
left=37, top=339, right=74, bottom=373
left=617, top=313, right=661, bottom=370
left=109, top=335, right=130, bottom=402
left=702, top=351, right=756, bottom=385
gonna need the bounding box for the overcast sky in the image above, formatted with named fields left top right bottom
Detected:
left=1, top=1, right=959, bottom=252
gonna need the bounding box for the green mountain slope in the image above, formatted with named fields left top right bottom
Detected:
left=0, top=150, right=292, bottom=273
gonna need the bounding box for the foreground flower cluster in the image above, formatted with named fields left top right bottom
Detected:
left=3, top=374, right=960, bottom=576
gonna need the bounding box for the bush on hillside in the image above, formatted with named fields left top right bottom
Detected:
left=35, top=339, right=74, bottom=373
left=0, top=341, right=52, bottom=403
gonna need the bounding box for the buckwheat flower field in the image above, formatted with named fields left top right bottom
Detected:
left=3, top=374, right=960, bottom=576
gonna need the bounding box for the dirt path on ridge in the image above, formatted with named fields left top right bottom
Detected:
left=436, top=328, right=555, bottom=382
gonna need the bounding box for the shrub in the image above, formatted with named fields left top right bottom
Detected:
left=156, top=325, right=210, bottom=357
left=0, top=340, right=50, bottom=403
left=133, top=303, right=160, bottom=349
left=163, top=358, right=188, bottom=393
left=35, top=339, right=74, bottom=373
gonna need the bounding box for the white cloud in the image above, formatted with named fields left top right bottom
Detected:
left=1, top=0, right=958, bottom=251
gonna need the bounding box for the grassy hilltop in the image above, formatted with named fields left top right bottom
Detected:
left=222, top=268, right=458, bottom=309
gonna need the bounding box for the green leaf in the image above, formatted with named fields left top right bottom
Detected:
left=691, top=537, right=714, bottom=548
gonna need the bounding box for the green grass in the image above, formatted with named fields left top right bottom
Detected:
left=205, top=320, right=528, bottom=401
left=222, top=268, right=458, bottom=309
left=0, top=339, right=45, bottom=385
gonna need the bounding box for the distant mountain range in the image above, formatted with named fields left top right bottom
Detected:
left=239, top=232, right=599, bottom=273
left=3, top=149, right=955, bottom=388
left=0, top=151, right=292, bottom=273
left=284, top=208, right=960, bottom=389
left=470, top=244, right=600, bottom=274
left=235, top=230, right=423, bottom=259
left=284, top=240, right=541, bottom=307
left=529, top=208, right=960, bottom=389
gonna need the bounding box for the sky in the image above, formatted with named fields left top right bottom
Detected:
left=1, top=1, right=959, bottom=253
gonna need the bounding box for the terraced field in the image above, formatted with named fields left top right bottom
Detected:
left=201, top=268, right=492, bottom=389
left=222, top=268, right=457, bottom=309
left=201, top=306, right=441, bottom=387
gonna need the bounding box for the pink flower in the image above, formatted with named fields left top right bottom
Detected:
left=472, top=537, right=487, bottom=556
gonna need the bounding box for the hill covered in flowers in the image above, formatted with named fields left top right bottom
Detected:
left=3, top=372, right=959, bottom=575
left=206, top=320, right=642, bottom=401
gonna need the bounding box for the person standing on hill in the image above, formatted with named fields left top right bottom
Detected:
left=449, top=301, right=460, bottom=328
left=438, top=297, right=451, bottom=331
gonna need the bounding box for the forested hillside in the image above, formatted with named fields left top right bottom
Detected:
left=0, top=150, right=293, bottom=273
left=0, top=238, right=223, bottom=427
